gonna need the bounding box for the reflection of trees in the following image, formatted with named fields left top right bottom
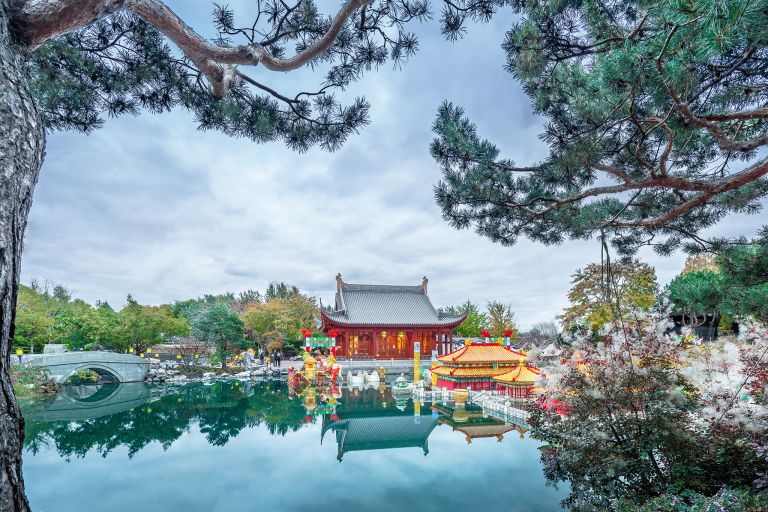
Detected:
left=23, top=381, right=305, bottom=458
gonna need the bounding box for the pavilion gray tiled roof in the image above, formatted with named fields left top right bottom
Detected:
left=322, top=277, right=467, bottom=327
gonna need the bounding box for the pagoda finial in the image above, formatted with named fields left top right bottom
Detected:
left=336, top=273, right=344, bottom=292
left=421, top=275, right=428, bottom=293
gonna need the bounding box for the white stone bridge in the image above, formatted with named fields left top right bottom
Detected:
left=25, top=351, right=149, bottom=384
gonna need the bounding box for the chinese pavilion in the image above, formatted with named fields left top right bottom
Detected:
left=320, top=274, right=467, bottom=359
left=431, top=342, right=538, bottom=391
left=492, top=361, right=543, bottom=399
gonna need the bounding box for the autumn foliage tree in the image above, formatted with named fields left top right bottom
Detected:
left=562, top=259, right=658, bottom=333
left=486, top=300, right=518, bottom=338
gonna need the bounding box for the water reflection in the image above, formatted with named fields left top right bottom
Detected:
left=23, top=380, right=306, bottom=458
left=21, top=381, right=566, bottom=512
left=24, top=381, right=534, bottom=460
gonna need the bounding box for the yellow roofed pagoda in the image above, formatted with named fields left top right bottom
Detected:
left=431, top=341, right=538, bottom=392
left=492, top=361, right=543, bottom=399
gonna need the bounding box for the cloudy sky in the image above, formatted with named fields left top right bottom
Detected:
left=20, top=2, right=765, bottom=329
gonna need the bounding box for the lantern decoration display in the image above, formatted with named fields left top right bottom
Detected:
left=301, top=328, right=312, bottom=352
left=479, top=329, right=515, bottom=347
left=328, top=329, right=340, bottom=355
left=303, top=356, right=317, bottom=381
left=302, top=328, right=338, bottom=355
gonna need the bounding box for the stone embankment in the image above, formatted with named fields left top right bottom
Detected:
left=144, top=361, right=289, bottom=383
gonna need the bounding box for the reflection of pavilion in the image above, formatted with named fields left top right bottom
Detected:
left=321, top=387, right=438, bottom=461
left=431, top=403, right=528, bottom=444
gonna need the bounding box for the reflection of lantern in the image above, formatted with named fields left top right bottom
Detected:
left=304, top=392, right=317, bottom=411
left=452, top=407, right=469, bottom=423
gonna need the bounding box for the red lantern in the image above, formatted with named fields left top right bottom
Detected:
left=300, top=328, right=313, bottom=338
left=328, top=329, right=340, bottom=338
left=480, top=330, right=491, bottom=338
left=504, top=329, right=514, bottom=337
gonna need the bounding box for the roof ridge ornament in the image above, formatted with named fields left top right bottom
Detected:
left=421, top=276, right=428, bottom=293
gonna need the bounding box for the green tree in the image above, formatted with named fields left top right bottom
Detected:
left=667, top=241, right=768, bottom=324
left=667, top=271, right=724, bottom=327
left=443, top=301, right=487, bottom=337
left=486, top=301, right=518, bottom=338
left=119, top=296, right=188, bottom=355
left=562, top=260, right=658, bottom=333
left=718, top=240, right=768, bottom=322
left=50, top=299, right=101, bottom=350
left=192, top=303, right=244, bottom=369
left=242, top=294, right=318, bottom=352
left=431, top=1, right=768, bottom=257
left=12, top=285, right=54, bottom=353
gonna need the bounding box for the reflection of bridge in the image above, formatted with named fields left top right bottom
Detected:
left=22, top=382, right=150, bottom=422
left=25, top=352, right=149, bottom=384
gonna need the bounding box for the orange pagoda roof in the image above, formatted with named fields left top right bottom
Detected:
left=431, top=365, right=509, bottom=378
left=492, top=363, right=542, bottom=385
left=437, top=343, right=527, bottom=365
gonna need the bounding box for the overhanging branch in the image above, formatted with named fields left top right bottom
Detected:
left=14, top=0, right=374, bottom=97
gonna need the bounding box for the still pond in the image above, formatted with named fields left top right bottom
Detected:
left=20, top=380, right=567, bottom=512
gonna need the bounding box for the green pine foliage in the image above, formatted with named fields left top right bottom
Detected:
left=442, top=301, right=488, bottom=337
left=431, top=0, right=768, bottom=256
left=666, top=241, right=768, bottom=322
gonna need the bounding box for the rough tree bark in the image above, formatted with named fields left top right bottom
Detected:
left=0, top=1, right=45, bottom=511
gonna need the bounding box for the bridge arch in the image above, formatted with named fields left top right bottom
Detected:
left=59, top=363, right=124, bottom=386
left=26, top=352, right=149, bottom=384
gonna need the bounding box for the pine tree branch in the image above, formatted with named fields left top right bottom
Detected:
left=655, top=22, right=768, bottom=153
left=13, top=0, right=373, bottom=97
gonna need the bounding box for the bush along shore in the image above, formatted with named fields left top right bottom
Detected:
left=10, top=366, right=59, bottom=397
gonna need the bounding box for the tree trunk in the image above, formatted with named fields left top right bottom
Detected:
left=0, top=2, right=46, bottom=511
